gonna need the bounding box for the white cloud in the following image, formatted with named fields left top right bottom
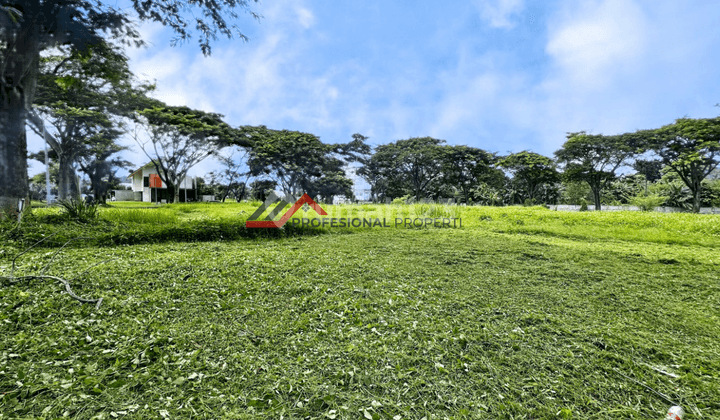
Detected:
left=296, top=7, right=316, bottom=29
left=478, top=0, right=525, bottom=29
left=545, top=0, right=648, bottom=87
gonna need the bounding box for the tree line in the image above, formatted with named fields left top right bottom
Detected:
left=2, top=1, right=719, bottom=215
left=354, top=125, right=720, bottom=213
left=15, top=39, right=720, bottom=213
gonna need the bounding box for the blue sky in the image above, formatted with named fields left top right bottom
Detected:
left=27, top=0, right=720, bottom=180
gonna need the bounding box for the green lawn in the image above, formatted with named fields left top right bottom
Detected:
left=1, top=204, right=719, bottom=419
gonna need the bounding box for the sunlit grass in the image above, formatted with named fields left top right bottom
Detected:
left=99, top=208, right=179, bottom=224
left=2, top=224, right=718, bottom=419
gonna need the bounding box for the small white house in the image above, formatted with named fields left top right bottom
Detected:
left=127, top=163, right=196, bottom=203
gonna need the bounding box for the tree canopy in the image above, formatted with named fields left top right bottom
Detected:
left=0, top=0, right=262, bottom=214
left=555, top=132, right=635, bottom=210
left=28, top=40, right=153, bottom=199
left=643, top=117, right=720, bottom=212
left=499, top=151, right=559, bottom=204
left=133, top=105, right=240, bottom=203
left=247, top=131, right=365, bottom=203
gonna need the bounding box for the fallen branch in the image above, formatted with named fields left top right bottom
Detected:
left=2, top=236, right=104, bottom=309
left=40, top=237, right=92, bottom=275
left=4, top=274, right=103, bottom=309
left=11, top=233, right=58, bottom=277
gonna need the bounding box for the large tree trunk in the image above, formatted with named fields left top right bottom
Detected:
left=0, top=27, right=40, bottom=217
left=592, top=187, right=602, bottom=211
left=168, top=181, right=177, bottom=203
left=0, top=104, right=30, bottom=215
left=57, top=152, right=80, bottom=200
left=692, top=180, right=701, bottom=214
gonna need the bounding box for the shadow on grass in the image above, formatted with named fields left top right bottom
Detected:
left=0, top=214, right=329, bottom=249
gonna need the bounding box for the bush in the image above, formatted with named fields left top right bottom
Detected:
left=631, top=194, right=666, bottom=212
left=579, top=199, right=589, bottom=212
left=56, top=198, right=98, bottom=223
left=392, top=195, right=411, bottom=205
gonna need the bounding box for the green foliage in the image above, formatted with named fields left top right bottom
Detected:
left=392, top=195, right=411, bottom=205
left=579, top=199, right=589, bottom=211
left=471, top=183, right=503, bottom=206
left=499, top=151, right=560, bottom=203
left=600, top=175, right=646, bottom=205
left=441, top=145, right=496, bottom=203
left=555, top=132, right=635, bottom=210
left=99, top=208, right=179, bottom=224
left=649, top=180, right=692, bottom=210
left=362, top=137, right=449, bottom=200
left=630, top=194, right=666, bottom=211
left=642, top=117, right=720, bottom=212
left=633, top=159, right=663, bottom=183
left=249, top=179, right=278, bottom=202
left=560, top=181, right=591, bottom=205
left=56, top=198, right=98, bottom=223
left=248, top=130, right=363, bottom=202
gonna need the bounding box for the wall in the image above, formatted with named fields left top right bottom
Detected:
left=547, top=205, right=720, bottom=214
left=113, top=190, right=135, bottom=201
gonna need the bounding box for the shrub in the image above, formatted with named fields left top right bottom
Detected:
left=579, top=199, right=588, bottom=212
left=412, top=203, right=459, bottom=219
left=630, top=194, right=666, bottom=212
left=56, top=198, right=98, bottom=223
left=392, top=195, right=411, bottom=205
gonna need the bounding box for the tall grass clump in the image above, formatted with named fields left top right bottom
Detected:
left=56, top=198, right=98, bottom=223
left=100, top=208, right=179, bottom=224
left=412, top=202, right=461, bottom=219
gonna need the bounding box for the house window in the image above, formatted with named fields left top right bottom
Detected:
left=143, top=176, right=149, bottom=187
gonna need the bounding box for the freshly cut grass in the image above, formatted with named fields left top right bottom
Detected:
left=2, top=202, right=720, bottom=419
left=1, top=227, right=718, bottom=419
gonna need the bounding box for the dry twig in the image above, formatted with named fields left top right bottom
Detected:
left=2, top=236, right=103, bottom=309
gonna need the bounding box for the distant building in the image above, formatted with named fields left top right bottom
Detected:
left=127, top=163, right=196, bottom=202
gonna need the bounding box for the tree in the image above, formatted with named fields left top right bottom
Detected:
left=357, top=153, right=389, bottom=202
left=76, top=133, right=132, bottom=203
left=499, top=151, right=559, bottom=204
left=249, top=179, right=277, bottom=202
left=0, top=0, right=261, bottom=216
left=28, top=168, right=57, bottom=200
left=133, top=105, right=239, bottom=203
left=633, top=159, right=663, bottom=183
left=301, top=157, right=354, bottom=203
left=208, top=146, right=251, bottom=202
left=248, top=131, right=365, bottom=202
left=632, top=158, right=663, bottom=195
left=441, top=145, right=495, bottom=203
left=364, top=137, right=448, bottom=200
left=28, top=41, right=152, bottom=199
left=554, top=132, right=634, bottom=210
left=643, top=118, right=720, bottom=212
left=248, top=130, right=328, bottom=197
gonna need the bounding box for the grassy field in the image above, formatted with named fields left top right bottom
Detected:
left=1, top=203, right=719, bottom=419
